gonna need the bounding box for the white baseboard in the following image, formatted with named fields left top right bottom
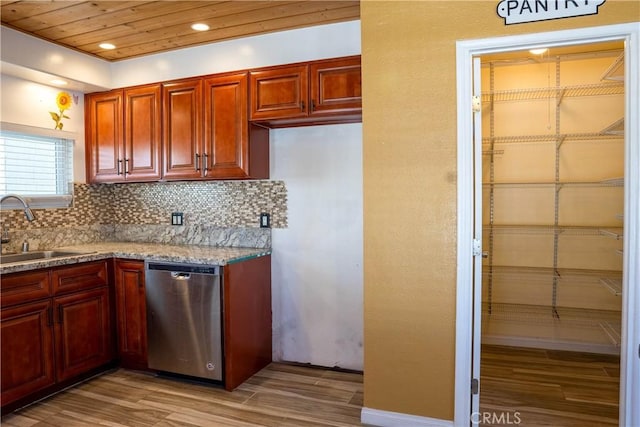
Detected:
left=361, top=407, right=454, bottom=427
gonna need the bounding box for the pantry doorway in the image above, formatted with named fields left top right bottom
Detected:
left=455, top=23, right=639, bottom=427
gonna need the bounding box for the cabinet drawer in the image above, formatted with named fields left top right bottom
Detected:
left=1, top=270, right=51, bottom=307
left=52, top=261, right=109, bottom=295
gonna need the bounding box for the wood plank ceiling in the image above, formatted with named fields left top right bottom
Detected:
left=0, top=1, right=360, bottom=61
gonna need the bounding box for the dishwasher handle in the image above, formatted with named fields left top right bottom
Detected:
left=171, top=272, right=191, bottom=280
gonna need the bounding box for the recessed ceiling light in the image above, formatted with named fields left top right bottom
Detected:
left=191, top=23, right=210, bottom=31
left=50, top=79, right=68, bottom=86
left=529, top=48, right=548, bottom=55
left=99, top=43, right=116, bottom=50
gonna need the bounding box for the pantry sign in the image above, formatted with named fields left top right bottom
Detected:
left=497, top=0, right=606, bottom=24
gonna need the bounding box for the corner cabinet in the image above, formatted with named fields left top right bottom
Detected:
left=249, top=56, right=362, bottom=127
left=85, top=85, right=162, bottom=183
left=0, top=261, right=115, bottom=411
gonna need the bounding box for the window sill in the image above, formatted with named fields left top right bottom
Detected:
left=0, top=195, right=73, bottom=210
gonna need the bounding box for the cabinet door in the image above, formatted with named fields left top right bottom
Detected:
left=309, top=56, right=362, bottom=117
left=1, top=300, right=55, bottom=406
left=54, top=287, right=112, bottom=382
left=124, top=84, right=162, bottom=181
left=163, top=79, right=203, bottom=180
left=249, top=65, right=308, bottom=121
left=203, top=72, right=250, bottom=179
left=85, top=90, right=124, bottom=183
left=114, top=260, right=147, bottom=370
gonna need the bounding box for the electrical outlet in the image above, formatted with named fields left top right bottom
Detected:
left=171, top=212, right=184, bottom=226
left=260, top=213, right=270, bottom=228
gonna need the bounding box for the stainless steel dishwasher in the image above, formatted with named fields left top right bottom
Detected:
left=145, top=261, right=223, bottom=381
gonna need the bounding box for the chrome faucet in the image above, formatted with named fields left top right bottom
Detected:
left=0, top=194, right=36, bottom=222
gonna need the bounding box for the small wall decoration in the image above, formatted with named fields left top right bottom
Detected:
left=497, top=0, right=606, bottom=25
left=50, top=91, right=72, bottom=130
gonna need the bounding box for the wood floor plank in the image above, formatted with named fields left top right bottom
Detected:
left=244, top=391, right=361, bottom=425
left=480, top=345, right=620, bottom=426
left=4, top=364, right=363, bottom=426
left=8, top=350, right=616, bottom=427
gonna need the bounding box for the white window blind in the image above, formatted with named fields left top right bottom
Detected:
left=0, top=125, right=74, bottom=209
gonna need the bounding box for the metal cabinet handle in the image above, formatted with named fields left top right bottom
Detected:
left=310, top=100, right=315, bottom=112
left=124, top=158, right=129, bottom=175
left=300, top=101, right=305, bottom=112
left=195, top=153, right=201, bottom=172
left=204, top=153, right=210, bottom=176
left=117, top=159, right=123, bottom=175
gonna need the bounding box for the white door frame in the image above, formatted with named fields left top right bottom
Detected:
left=455, top=22, right=640, bottom=427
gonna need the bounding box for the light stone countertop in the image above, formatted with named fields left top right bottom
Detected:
left=0, top=242, right=271, bottom=274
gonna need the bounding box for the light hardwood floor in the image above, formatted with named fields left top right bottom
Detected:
left=480, top=345, right=620, bottom=427
left=2, top=364, right=364, bottom=427
left=3, top=348, right=620, bottom=427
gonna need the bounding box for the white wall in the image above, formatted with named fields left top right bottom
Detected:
left=111, top=21, right=361, bottom=87
left=271, top=124, right=363, bottom=370
left=0, top=74, right=86, bottom=183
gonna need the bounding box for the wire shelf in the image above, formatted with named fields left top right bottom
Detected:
left=482, top=82, right=623, bottom=103
left=483, top=178, right=624, bottom=188
left=484, top=265, right=622, bottom=283
left=482, top=303, right=620, bottom=328
left=483, top=225, right=623, bottom=236
left=482, top=132, right=623, bottom=145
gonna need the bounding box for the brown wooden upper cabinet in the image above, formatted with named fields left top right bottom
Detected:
left=204, top=73, right=268, bottom=180
left=85, top=84, right=162, bottom=183
left=163, top=73, right=269, bottom=180
left=162, top=78, right=203, bottom=180
left=249, top=56, right=361, bottom=127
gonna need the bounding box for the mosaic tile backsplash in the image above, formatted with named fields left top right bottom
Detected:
left=1, top=181, right=287, bottom=252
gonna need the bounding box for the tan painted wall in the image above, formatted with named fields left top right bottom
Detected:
left=361, top=0, right=639, bottom=421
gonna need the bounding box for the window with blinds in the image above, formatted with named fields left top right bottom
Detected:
left=0, top=125, right=74, bottom=209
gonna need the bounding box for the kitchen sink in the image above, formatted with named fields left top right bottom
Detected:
left=0, top=250, right=95, bottom=264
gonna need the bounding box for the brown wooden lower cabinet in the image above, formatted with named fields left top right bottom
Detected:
left=0, top=254, right=272, bottom=411
left=54, top=287, right=113, bottom=382
left=0, top=261, right=115, bottom=412
left=0, top=300, right=55, bottom=406
left=113, top=259, right=148, bottom=370
left=223, top=255, right=272, bottom=391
